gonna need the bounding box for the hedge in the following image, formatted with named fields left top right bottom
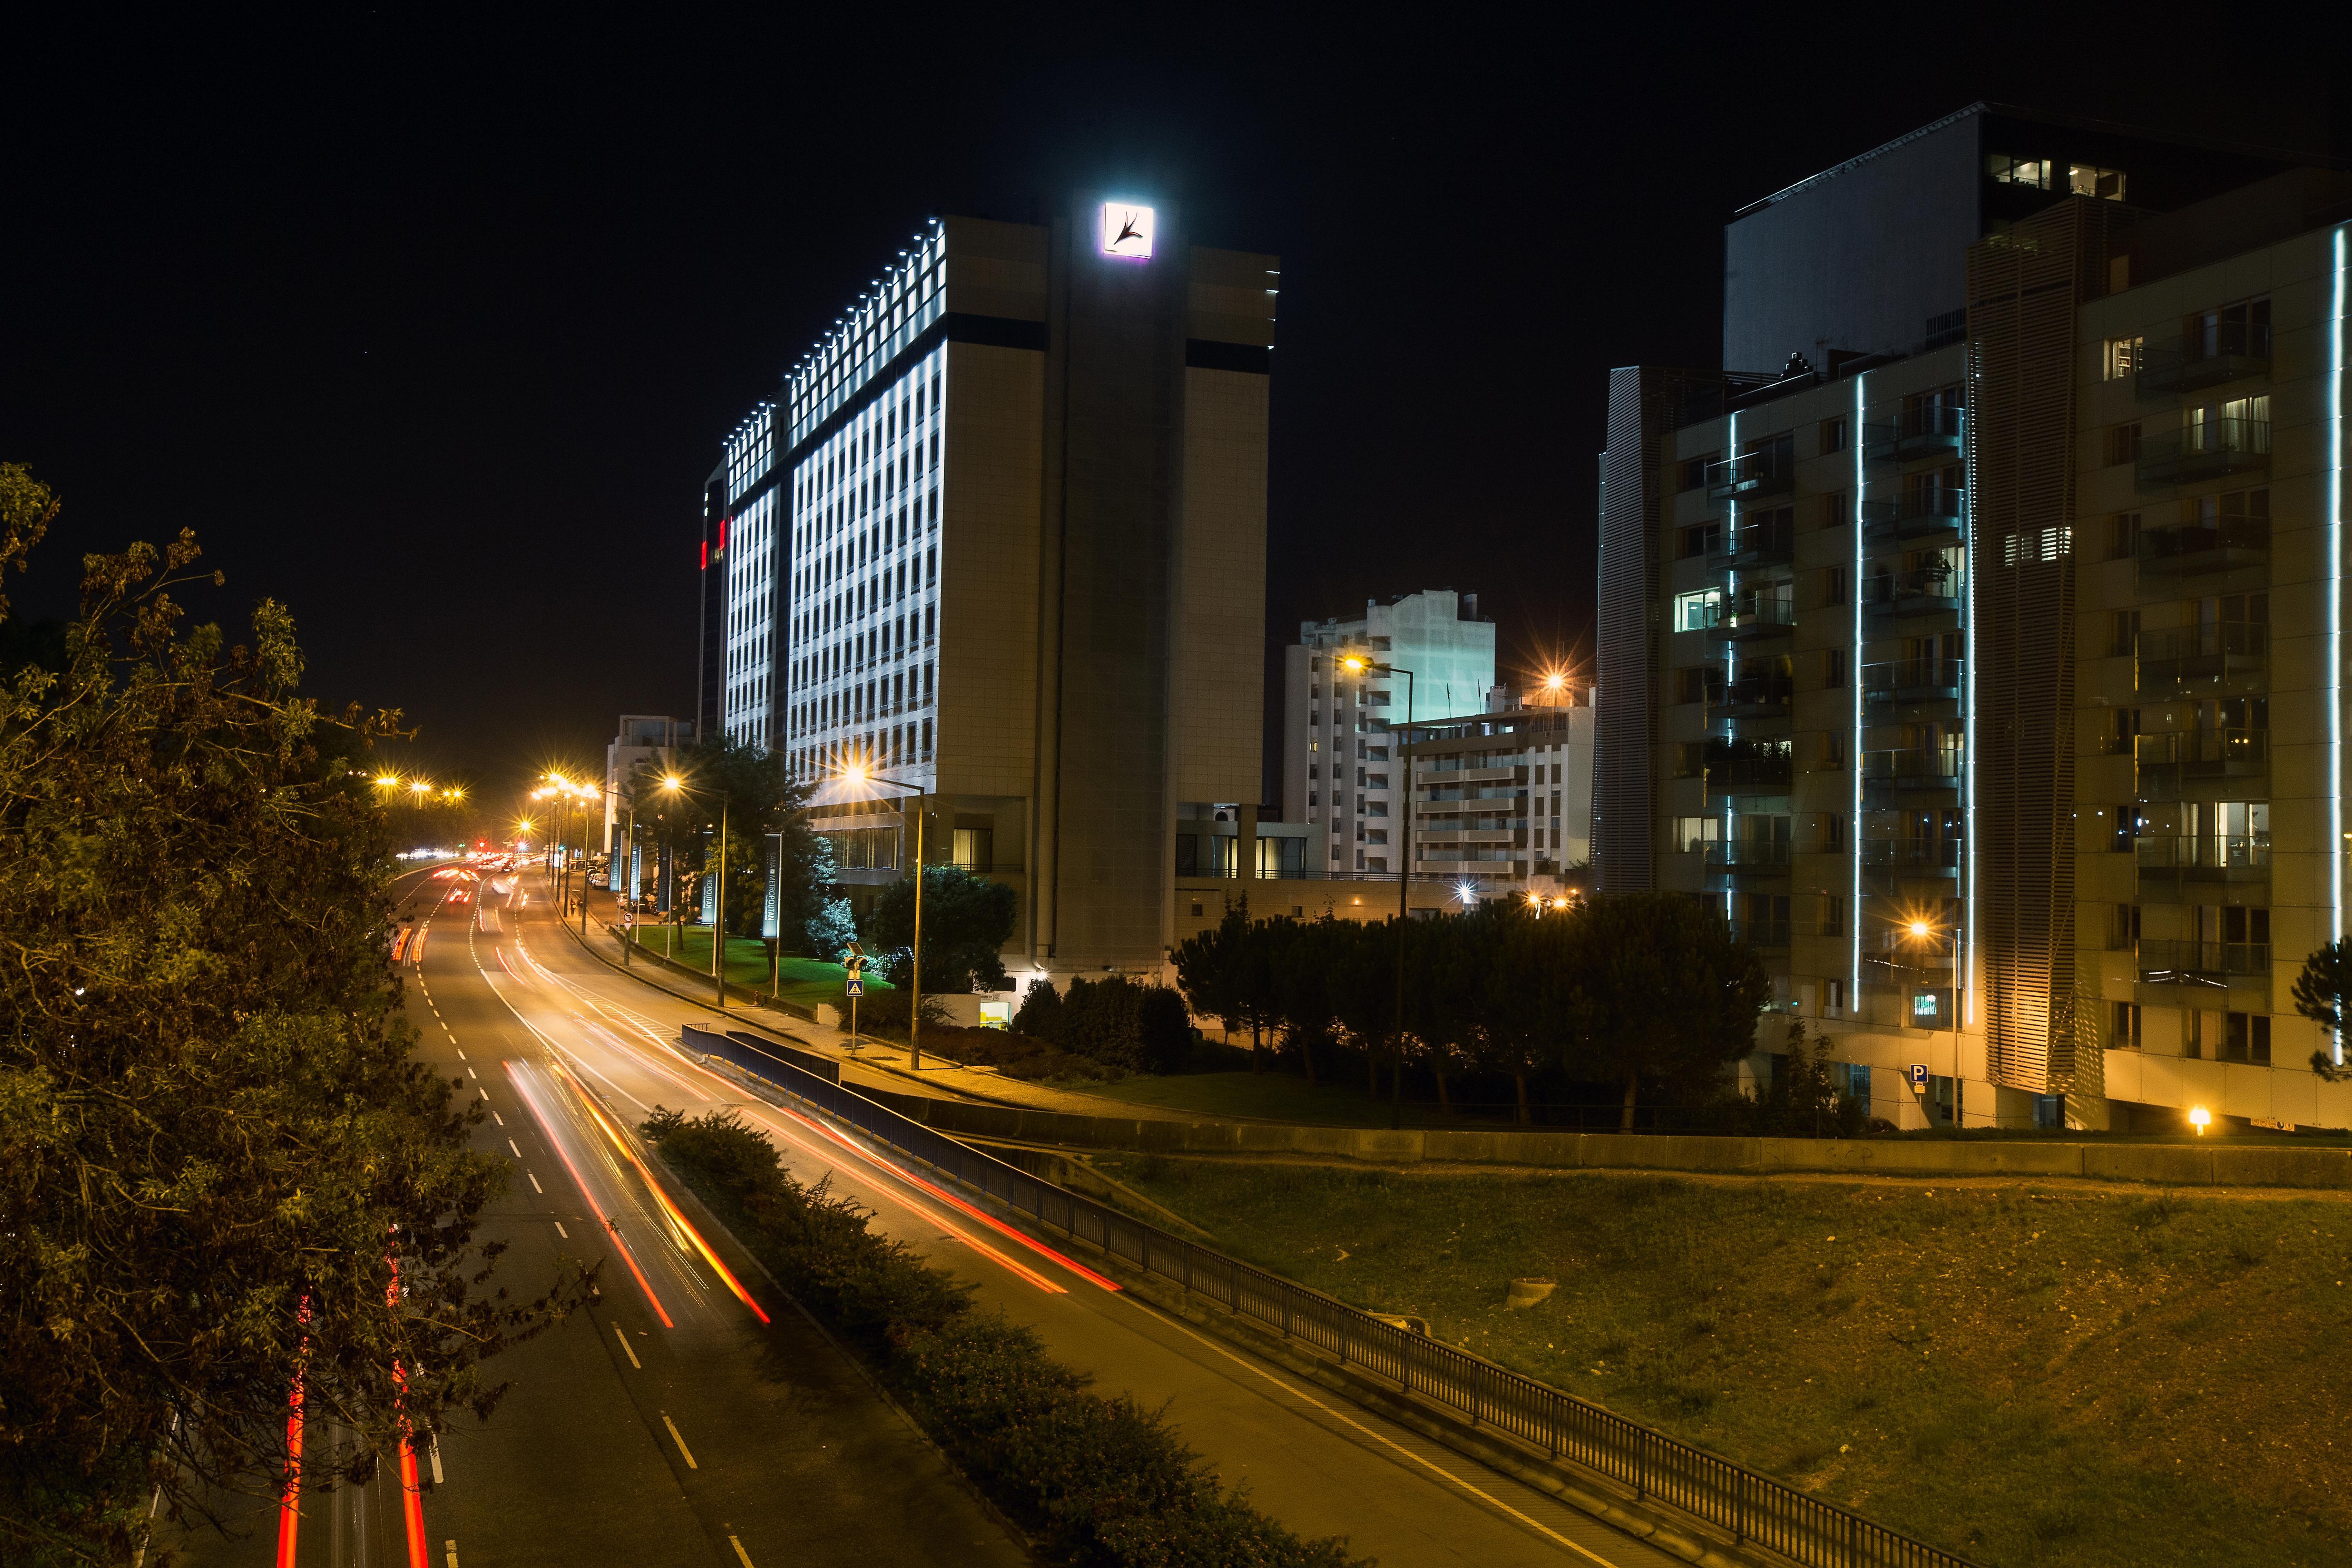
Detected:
left=642, top=1107, right=1366, bottom=1568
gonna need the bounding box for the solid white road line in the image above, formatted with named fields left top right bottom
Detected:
left=1132, top=1300, right=1628, bottom=1565
left=661, top=1412, right=697, bottom=1469
left=614, top=1322, right=642, bottom=1368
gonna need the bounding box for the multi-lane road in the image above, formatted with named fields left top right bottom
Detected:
left=166, top=865, right=1682, bottom=1568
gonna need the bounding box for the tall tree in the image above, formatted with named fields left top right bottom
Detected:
left=2289, top=939, right=2352, bottom=1081
left=1564, top=892, right=1771, bottom=1131
left=0, top=470, right=573, bottom=1564
left=867, top=865, right=1017, bottom=994
left=627, top=739, right=832, bottom=950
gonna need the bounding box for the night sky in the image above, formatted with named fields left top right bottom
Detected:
left=5, top=17, right=2338, bottom=809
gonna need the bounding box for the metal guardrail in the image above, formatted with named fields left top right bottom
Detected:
left=682, top=1025, right=1979, bottom=1568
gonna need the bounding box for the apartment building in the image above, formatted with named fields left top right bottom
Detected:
left=603, top=715, right=695, bottom=849
left=701, top=200, right=1277, bottom=979
left=1598, top=102, right=2352, bottom=1132
left=1283, top=591, right=1496, bottom=874
left=1409, top=686, right=1595, bottom=898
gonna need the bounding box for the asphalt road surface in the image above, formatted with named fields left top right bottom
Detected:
left=162, top=864, right=1685, bottom=1568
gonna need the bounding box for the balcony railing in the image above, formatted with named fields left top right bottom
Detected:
left=1724, top=675, right=1794, bottom=717
left=1710, top=754, right=1794, bottom=791
left=1863, top=748, right=1963, bottom=791
left=2137, top=417, right=2271, bottom=489
left=1705, top=448, right=1795, bottom=501
left=1864, top=565, right=1963, bottom=620
left=2136, top=939, right=2270, bottom=983
left=2135, top=621, right=2266, bottom=691
left=1861, top=486, right=1965, bottom=542
left=2133, top=726, right=2268, bottom=771
left=1704, top=840, right=1793, bottom=875
left=1862, top=405, right=1965, bottom=463
left=1728, top=918, right=1793, bottom=949
left=1859, top=837, right=1961, bottom=876
left=1862, top=656, right=1964, bottom=705
left=1705, top=598, right=1798, bottom=641
left=2134, top=835, right=2270, bottom=876
left=2136, top=516, right=2269, bottom=577
left=1706, top=518, right=1796, bottom=571
left=2136, top=323, right=2272, bottom=400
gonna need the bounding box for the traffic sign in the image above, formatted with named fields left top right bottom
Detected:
left=1906, top=1063, right=1929, bottom=1091
left=846, top=976, right=864, bottom=997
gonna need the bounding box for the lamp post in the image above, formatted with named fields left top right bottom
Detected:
left=1907, top=916, right=1963, bottom=1126
left=659, top=773, right=731, bottom=1007
left=1340, top=652, right=1416, bottom=1130
left=843, top=765, right=927, bottom=1071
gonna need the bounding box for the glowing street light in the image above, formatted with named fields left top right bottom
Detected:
left=2190, top=1105, right=2212, bottom=1136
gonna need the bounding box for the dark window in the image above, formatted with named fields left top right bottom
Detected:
left=1678, top=521, right=1722, bottom=559
left=2104, top=423, right=2143, bottom=466
left=1819, top=416, right=1847, bottom=454
left=1825, top=567, right=1847, bottom=606
left=1680, top=455, right=1715, bottom=492
left=2111, top=1001, right=2142, bottom=1049
left=1825, top=649, right=1847, bottom=687
left=1822, top=490, right=1849, bottom=529
left=2110, top=610, right=2141, bottom=657
left=2224, top=1013, right=2271, bottom=1066
left=2109, top=513, right=2141, bottom=561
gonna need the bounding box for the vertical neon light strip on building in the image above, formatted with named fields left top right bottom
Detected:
left=1851, top=375, right=1866, bottom=1016
left=1725, top=409, right=1739, bottom=929
left=2333, top=225, right=2349, bottom=1062
left=1961, top=359, right=1976, bottom=1045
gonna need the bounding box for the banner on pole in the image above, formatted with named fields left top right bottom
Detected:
left=761, top=833, right=784, bottom=940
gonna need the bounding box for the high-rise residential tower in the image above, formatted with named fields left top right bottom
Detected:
left=1597, top=103, right=2352, bottom=1132
left=706, top=199, right=1277, bottom=979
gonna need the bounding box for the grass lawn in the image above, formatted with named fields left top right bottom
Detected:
left=1098, top=1157, right=2352, bottom=1568
left=1066, top=1069, right=1493, bottom=1129
left=627, top=926, right=889, bottom=1011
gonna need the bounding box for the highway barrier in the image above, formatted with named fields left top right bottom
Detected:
left=684, top=1026, right=1979, bottom=1568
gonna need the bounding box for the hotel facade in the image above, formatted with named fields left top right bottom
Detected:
left=1598, top=104, right=2352, bottom=1132
left=701, top=200, right=1278, bottom=979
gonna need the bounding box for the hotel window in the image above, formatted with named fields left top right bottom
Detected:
left=2103, top=336, right=2144, bottom=381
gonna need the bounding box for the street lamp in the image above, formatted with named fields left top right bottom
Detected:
left=1339, top=651, right=1416, bottom=1129
left=1904, top=914, right=1963, bottom=1126
left=659, top=773, right=730, bottom=1007
left=840, top=762, right=929, bottom=1071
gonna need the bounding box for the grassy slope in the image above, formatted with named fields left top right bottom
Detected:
left=627, top=927, right=889, bottom=1009
left=1098, top=1158, right=2352, bottom=1568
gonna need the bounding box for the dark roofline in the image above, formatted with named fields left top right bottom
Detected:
left=1732, top=100, right=2339, bottom=220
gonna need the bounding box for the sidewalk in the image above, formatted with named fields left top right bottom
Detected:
left=559, top=906, right=1200, bottom=1120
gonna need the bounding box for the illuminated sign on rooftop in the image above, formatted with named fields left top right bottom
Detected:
left=1100, top=201, right=1154, bottom=260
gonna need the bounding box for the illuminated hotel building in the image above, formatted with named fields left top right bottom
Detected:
left=1597, top=103, right=2352, bottom=1131
left=705, top=199, right=1278, bottom=977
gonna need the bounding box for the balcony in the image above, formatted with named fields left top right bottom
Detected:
left=1863, top=656, right=1964, bottom=710
left=1864, top=747, right=1963, bottom=795
left=1859, top=837, right=1961, bottom=880
left=1861, top=486, right=1965, bottom=544
left=1864, top=565, right=1963, bottom=624
left=1705, top=839, right=1793, bottom=879
left=1709, top=751, right=1794, bottom=792
left=2135, top=323, right=2272, bottom=401
left=2136, top=516, right=2269, bottom=579
left=2132, top=728, right=2268, bottom=796
left=1866, top=930, right=1957, bottom=972
left=1705, top=448, right=1795, bottom=502
left=1704, top=598, right=1798, bottom=642
left=2135, top=938, right=2270, bottom=989
left=1727, top=918, right=1792, bottom=951
left=2137, top=418, right=2270, bottom=490
left=2135, top=621, right=2265, bottom=694
left=1863, top=405, right=1965, bottom=464
left=2134, top=834, right=2270, bottom=882
left=1706, top=518, right=1796, bottom=572
left=1724, top=674, right=1794, bottom=720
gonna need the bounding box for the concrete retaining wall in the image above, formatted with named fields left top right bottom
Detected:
left=872, top=1091, right=2352, bottom=1189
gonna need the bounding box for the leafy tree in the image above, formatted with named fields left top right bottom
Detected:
left=2290, top=940, right=2352, bottom=1081
left=627, top=737, right=832, bottom=950
left=866, top=865, right=1016, bottom=995
left=1564, top=892, right=1771, bottom=1131
left=1748, top=1019, right=1866, bottom=1138
left=1014, top=977, right=1063, bottom=1039
left=1028, top=977, right=1193, bottom=1074
left=0, top=470, right=572, bottom=1565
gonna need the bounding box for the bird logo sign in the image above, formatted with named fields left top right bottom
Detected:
left=1100, top=201, right=1155, bottom=260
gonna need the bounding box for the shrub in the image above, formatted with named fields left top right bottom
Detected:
left=643, top=1108, right=1359, bottom=1568
left=1031, top=976, right=1196, bottom=1074
left=843, top=985, right=951, bottom=1039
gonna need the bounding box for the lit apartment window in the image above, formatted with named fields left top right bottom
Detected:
left=1986, top=154, right=2050, bottom=189
left=2103, top=336, right=2144, bottom=380
left=2069, top=164, right=2127, bottom=201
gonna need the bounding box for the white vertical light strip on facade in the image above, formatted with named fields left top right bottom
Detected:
left=2332, top=224, right=2349, bottom=1063
left=1851, top=373, right=1866, bottom=1018
left=1724, top=408, right=1739, bottom=929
